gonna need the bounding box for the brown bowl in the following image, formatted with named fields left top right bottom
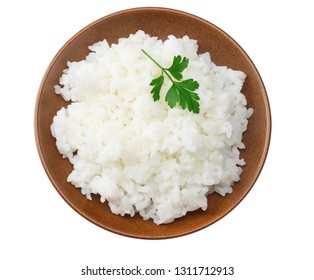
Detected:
left=35, top=7, right=271, bottom=239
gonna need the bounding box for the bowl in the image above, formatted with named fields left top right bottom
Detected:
left=34, top=7, right=271, bottom=239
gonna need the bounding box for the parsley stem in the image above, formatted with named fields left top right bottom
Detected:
left=141, top=49, right=174, bottom=82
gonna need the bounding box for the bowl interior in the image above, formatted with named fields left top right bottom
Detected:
left=35, top=7, right=271, bottom=239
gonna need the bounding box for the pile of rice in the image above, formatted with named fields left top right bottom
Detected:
left=51, top=30, right=253, bottom=225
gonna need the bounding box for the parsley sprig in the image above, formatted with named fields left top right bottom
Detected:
left=142, top=49, right=200, bottom=114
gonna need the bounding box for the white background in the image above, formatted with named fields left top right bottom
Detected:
left=1, top=0, right=313, bottom=279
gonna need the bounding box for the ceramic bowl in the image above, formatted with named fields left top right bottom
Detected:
left=35, top=7, right=271, bottom=239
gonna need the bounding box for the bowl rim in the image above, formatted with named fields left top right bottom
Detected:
left=34, top=6, right=272, bottom=239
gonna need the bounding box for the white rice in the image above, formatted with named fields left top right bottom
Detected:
left=51, top=30, right=253, bottom=225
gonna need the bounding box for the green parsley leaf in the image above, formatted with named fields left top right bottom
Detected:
left=166, top=79, right=200, bottom=113
left=142, top=49, right=200, bottom=114
left=166, top=55, right=189, bottom=80
left=149, top=75, right=164, bottom=101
